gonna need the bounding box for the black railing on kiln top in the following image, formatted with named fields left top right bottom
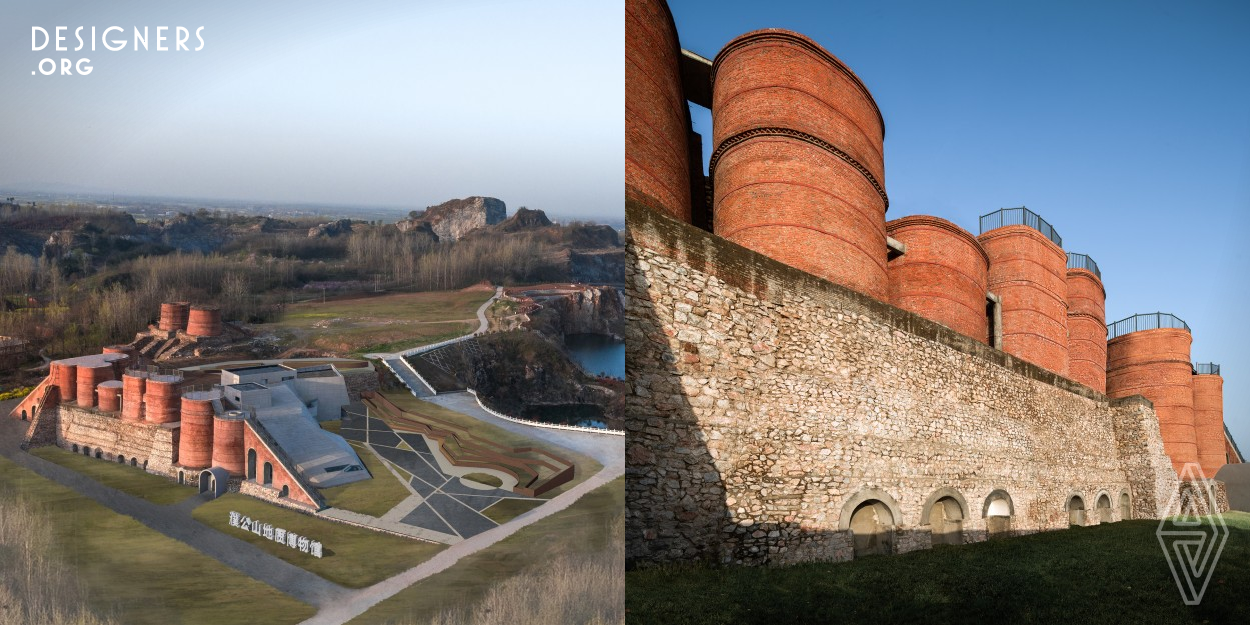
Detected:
left=979, top=207, right=1062, bottom=247
left=1106, top=312, right=1190, bottom=340
left=1065, top=253, right=1101, bottom=280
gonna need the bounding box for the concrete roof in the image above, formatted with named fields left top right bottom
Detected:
left=254, top=384, right=367, bottom=488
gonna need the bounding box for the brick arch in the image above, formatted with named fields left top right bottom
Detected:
left=982, top=489, right=1015, bottom=517
left=919, top=487, right=969, bottom=526
left=837, top=488, right=901, bottom=531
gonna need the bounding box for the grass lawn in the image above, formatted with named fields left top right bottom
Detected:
left=321, top=419, right=342, bottom=434
left=257, top=290, right=490, bottom=355
left=627, top=512, right=1250, bottom=624
left=379, top=391, right=602, bottom=498
left=30, top=445, right=194, bottom=505
left=348, top=477, right=623, bottom=624
left=320, top=442, right=412, bottom=518
left=0, top=455, right=315, bottom=625
left=193, top=493, right=444, bottom=588
left=463, top=472, right=504, bottom=488
left=481, top=498, right=545, bottom=524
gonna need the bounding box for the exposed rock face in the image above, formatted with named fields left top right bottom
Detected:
left=307, top=219, right=354, bottom=238
left=525, top=286, right=625, bottom=339
left=398, top=196, right=506, bottom=241
left=495, top=207, right=553, bottom=232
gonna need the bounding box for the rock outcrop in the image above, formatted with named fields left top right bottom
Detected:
left=307, top=219, right=354, bottom=238
left=398, top=196, right=506, bottom=242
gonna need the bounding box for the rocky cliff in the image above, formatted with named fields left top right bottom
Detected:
left=522, top=285, right=626, bottom=339
left=398, top=196, right=506, bottom=241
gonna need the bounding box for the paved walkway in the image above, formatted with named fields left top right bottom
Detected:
left=0, top=410, right=350, bottom=608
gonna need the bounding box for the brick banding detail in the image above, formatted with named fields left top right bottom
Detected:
left=710, top=127, right=890, bottom=209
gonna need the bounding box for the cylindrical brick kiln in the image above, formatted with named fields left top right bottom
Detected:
left=625, top=0, right=692, bottom=222
left=158, top=302, right=190, bottom=332
left=143, top=374, right=183, bottom=424
left=97, top=380, right=123, bottom=413
left=121, top=370, right=147, bottom=422
left=212, top=410, right=247, bottom=476
left=1106, top=320, right=1196, bottom=475
left=978, top=216, right=1069, bottom=375
left=179, top=391, right=218, bottom=469
left=1193, top=370, right=1225, bottom=479
left=886, top=215, right=989, bottom=342
left=1065, top=254, right=1106, bottom=392
left=102, top=346, right=135, bottom=377
left=76, top=363, right=114, bottom=409
left=186, top=306, right=223, bottom=338
left=51, top=361, right=77, bottom=403
left=711, top=29, right=889, bottom=299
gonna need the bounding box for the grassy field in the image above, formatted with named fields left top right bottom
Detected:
left=628, top=512, right=1250, bottom=624
left=463, top=472, right=504, bottom=488
left=379, top=391, right=602, bottom=498
left=481, top=498, right=545, bottom=524
left=193, top=493, right=444, bottom=588
left=257, top=290, right=490, bottom=354
left=320, top=441, right=412, bottom=517
left=30, top=446, right=194, bottom=505
left=348, top=477, right=624, bottom=624
left=0, top=455, right=315, bottom=625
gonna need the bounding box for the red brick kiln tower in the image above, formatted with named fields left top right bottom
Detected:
left=1192, top=366, right=1225, bottom=478
left=50, top=361, right=77, bottom=403
left=158, top=302, right=190, bottom=332
left=711, top=29, right=889, bottom=300
left=143, top=373, right=184, bottom=424
left=97, top=380, right=123, bottom=413
left=179, top=390, right=218, bottom=469
left=1105, top=315, right=1197, bottom=475
left=186, top=306, right=223, bottom=338
left=76, top=362, right=114, bottom=408
left=1064, top=254, right=1107, bottom=392
left=212, top=410, right=247, bottom=476
left=626, top=0, right=692, bottom=222
left=121, top=370, right=147, bottom=422
left=977, top=209, right=1069, bottom=375
left=885, top=215, right=990, bottom=343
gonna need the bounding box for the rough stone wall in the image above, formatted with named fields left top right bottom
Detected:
left=53, top=406, right=179, bottom=475
left=341, top=367, right=380, bottom=403
left=625, top=202, right=1177, bottom=567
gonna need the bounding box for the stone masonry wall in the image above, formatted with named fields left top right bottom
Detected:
left=54, top=406, right=179, bottom=476
left=625, top=201, right=1178, bottom=567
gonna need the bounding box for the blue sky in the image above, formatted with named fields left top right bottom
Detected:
left=670, top=1, right=1250, bottom=453
left=0, top=1, right=624, bottom=221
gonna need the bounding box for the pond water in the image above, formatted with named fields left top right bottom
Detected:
left=564, top=333, right=624, bottom=380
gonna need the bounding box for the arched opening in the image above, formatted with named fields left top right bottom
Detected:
left=72, top=444, right=79, bottom=453
left=263, top=462, right=273, bottom=486
left=82, top=446, right=90, bottom=456
left=131, top=458, right=138, bottom=467
left=921, top=488, right=968, bottom=546
left=199, top=475, right=211, bottom=495
left=118, top=455, right=125, bottom=464
left=280, top=485, right=289, bottom=498
left=1096, top=493, right=1112, bottom=523
left=1119, top=492, right=1131, bottom=520
left=178, top=471, right=185, bottom=485
left=21, top=409, right=27, bottom=421
left=984, top=489, right=1014, bottom=537
left=1067, top=495, right=1086, bottom=527
left=849, top=500, right=895, bottom=557
left=247, top=449, right=257, bottom=480
left=94, top=450, right=102, bottom=459
left=142, top=459, right=148, bottom=470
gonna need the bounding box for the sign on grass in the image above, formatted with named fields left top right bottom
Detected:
left=229, top=511, right=323, bottom=558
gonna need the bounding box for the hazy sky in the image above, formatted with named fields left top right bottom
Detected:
left=671, top=1, right=1250, bottom=452
left=0, top=0, right=624, bottom=220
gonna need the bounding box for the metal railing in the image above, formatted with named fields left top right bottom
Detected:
left=1066, top=253, right=1101, bottom=279
left=979, top=207, right=1063, bottom=247
left=1194, top=363, right=1221, bottom=376
left=1106, top=312, right=1190, bottom=340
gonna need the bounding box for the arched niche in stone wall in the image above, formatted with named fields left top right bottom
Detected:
left=838, top=488, right=902, bottom=558
left=1067, top=494, right=1086, bottom=527
left=1095, top=491, right=1113, bottom=523
left=1119, top=490, right=1131, bottom=520
left=920, top=487, right=969, bottom=546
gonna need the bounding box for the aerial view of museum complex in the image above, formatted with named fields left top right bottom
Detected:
left=0, top=195, right=626, bottom=624
left=625, top=0, right=1245, bottom=571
